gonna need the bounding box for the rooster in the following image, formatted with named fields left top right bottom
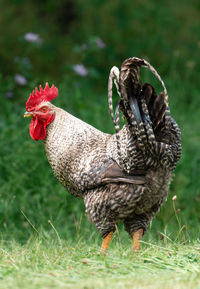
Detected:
left=24, top=57, right=181, bottom=254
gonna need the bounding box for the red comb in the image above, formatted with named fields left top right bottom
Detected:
left=26, top=82, right=58, bottom=111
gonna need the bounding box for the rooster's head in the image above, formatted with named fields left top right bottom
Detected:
left=24, top=83, right=58, bottom=141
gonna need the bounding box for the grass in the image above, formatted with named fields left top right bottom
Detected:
left=0, top=233, right=199, bottom=289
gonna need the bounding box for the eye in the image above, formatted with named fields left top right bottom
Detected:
left=40, top=107, right=48, bottom=113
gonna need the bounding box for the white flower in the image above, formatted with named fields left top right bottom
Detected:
left=95, top=37, right=106, bottom=49
left=72, top=64, right=88, bottom=77
left=14, top=74, right=27, bottom=86
left=24, top=33, right=42, bottom=43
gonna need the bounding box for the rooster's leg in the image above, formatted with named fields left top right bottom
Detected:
left=132, top=228, right=143, bottom=252
left=100, top=231, right=113, bottom=255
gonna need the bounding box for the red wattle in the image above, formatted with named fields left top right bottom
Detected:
left=29, top=113, right=55, bottom=141
left=29, top=117, right=47, bottom=141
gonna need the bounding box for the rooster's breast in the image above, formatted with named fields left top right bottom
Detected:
left=44, top=107, right=110, bottom=196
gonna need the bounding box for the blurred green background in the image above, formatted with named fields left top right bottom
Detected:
left=0, top=0, right=199, bottom=242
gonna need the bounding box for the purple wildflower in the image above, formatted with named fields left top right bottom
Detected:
left=72, top=64, right=88, bottom=77
left=14, top=74, right=27, bottom=86
left=14, top=56, right=20, bottom=63
left=81, top=43, right=88, bottom=50
left=24, top=33, right=42, bottom=43
left=95, top=37, right=106, bottom=49
left=23, top=57, right=31, bottom=64
left=14, top=56, right=30, bottom=64
left=5, top=91, right=14, bottom=99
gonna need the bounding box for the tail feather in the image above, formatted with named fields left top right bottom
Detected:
left=107, top=57, right=181, bottom=173
left=117, top=58, right=168, bottom=134
left=141, top=84, right=167, bottom=130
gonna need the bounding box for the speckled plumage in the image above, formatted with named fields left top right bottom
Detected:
left=41, top=58, right=181, bottom=239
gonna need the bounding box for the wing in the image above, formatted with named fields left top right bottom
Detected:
left=101, top=162, right=146, bottom=185
left=85, top=157, right=146, bottom=188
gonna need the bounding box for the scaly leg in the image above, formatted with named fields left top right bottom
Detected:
left=132, top=228, right=143, bottom=252
left=100, top=231, right=113, bottom=255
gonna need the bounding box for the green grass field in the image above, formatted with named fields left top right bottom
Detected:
left=0, top=235, right=199, bottom=289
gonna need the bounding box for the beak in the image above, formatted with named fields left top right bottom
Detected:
left=24, top=111, right=34, bottom=118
